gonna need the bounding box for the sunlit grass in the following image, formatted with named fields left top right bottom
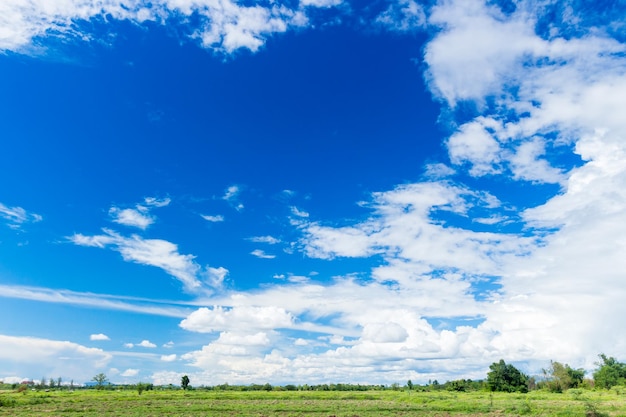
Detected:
left=1, top=388, right=625, bottom=416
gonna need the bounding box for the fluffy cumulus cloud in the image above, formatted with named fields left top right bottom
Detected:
left=90, top=333, right=110, bottom=341
left=180, top=305, right=295, bottom=333
left=0, top=0, right=348, bottom=54
left=0, top=335, right=111, bottom=382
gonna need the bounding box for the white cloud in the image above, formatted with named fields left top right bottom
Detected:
left=124, top=343, right=134, bottom=348
left=163, top=341, right=174, bottom=348
left=90, top=333, right=110, bottom=341
left=375, top=0, right=426, bottom=32
left=0, top=0, right=340, bottom=55
left=109, top=207, right=154, bottom=229
left=204, top=266, right=229, bottom=288
left=222, top=185, right=245, bottom=211
left=446, top=119, right=503, bottom=177
left=161, top=354, right=177, bottom=362
left=290, top=206, right=309, bottom=218
left=300, top=0, right=342, bottom=7
left=0, top=284, right=191, bottom=318
left=69, top=229, right=207, bottom=293
left=423, top=163, right=456, bottom=179
left=0, top=334, right=111, bottom=382
left=0, top=202, right=42, bottom=229
left=222, top=185, right=240, bottom=201
left=121, top=368, right=140, bottom=377
left=144, top=197, right=171, bottom=208
left=108, top=197, right=170, bottom=230
left=138, top=340, right=156, bottom=348
left=201, top=214, right=224, bottom=223
left=247, top=235, right=280, bottom=244
left=251, top=249, right=276, bottom=259
left=425, top=0, right=546, bottom=106
left=180, top=306, right=295, bottom=333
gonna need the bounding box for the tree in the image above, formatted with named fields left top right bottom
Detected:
left=92, top=373, right=108, bottom=390
left=593, top=354, right=626, bottom=389
left=487, top=359, right=528, bottom=393
left=406, top=380, right=413, bottom=390
left=181, top=375, right=190, bottom=390
left=543, top=361, right=585, bottom=392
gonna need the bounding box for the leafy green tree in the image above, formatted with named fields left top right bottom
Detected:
left=487, top=359, right=528, bottom=393
left=406, top=380, right=413, bottom=390
left=543, top=361, right=585, bottom=392
left=181, top=375, right=190, bottom=390
left=593, top=354, right=626, bottom=389
left=92, top=373, right=108, bottom=390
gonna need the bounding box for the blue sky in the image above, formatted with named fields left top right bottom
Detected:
left=2, top=0, right=626, bottom=386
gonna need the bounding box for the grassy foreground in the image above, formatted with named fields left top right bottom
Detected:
left=1, top=388, right=626, bottom=416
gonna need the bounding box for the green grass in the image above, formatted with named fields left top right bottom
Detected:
left=1, top=389, right=625, bottom=416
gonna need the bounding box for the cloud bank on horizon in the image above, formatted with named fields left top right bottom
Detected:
left=2, top=0, right=626, bottom=386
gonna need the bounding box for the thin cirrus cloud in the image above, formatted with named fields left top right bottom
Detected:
left=201, top=214, right=225, bottom=223
left=0, top=202, right=42, bottom=230
left=0, top=284, right=191, bottom=318
left=0, top=0, right=348, bottom=55
left=69, top=228, right=215, bottom=293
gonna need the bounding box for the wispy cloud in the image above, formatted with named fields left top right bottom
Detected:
left=0, top=202, right=42, bottom=230
left=109, top=197, right=170, bottom=230
left=0, top=284, right=192, bottom=318
left=69, top=229, right=212, bottom=293
left=247, top=235, right=281, bottom=244
left=250, top=249, right=276, bottom=259
left=222, top=185, right=244, bottom=211
left=201, top=214, right=225, bottom=223
left=290, top=206, right=309, bottom=218
left=375, top=0, right=426, bottom=32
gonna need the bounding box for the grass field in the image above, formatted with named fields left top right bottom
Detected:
left=1, top=388, right=625, bottom=416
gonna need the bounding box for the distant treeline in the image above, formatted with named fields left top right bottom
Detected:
left=4, top=353, right=626, bottom=394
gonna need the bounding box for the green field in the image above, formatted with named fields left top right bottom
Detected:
left=1, top=389, right=626, bottom=416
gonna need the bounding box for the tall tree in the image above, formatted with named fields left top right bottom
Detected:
left=92, top=373, right=108, bottom=390
left=181, top=375, right=190, bottom=390
left=487, top=359, right=528, bottom=393
left=543, top=361, right=584, bottom=392
left=594, top=354, right=626, bottom=389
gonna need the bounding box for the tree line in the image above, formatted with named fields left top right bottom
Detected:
left=5, top=354, right=625, bottom=394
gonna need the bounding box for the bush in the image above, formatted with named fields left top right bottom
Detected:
left=0, top=396, right=17, bottom=407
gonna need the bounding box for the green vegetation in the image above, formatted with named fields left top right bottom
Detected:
left=1, top=388, right=625, bottom=416
left=486, top=359, right=529, bottom=393
left=3, top=354, right=626, bottom=415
